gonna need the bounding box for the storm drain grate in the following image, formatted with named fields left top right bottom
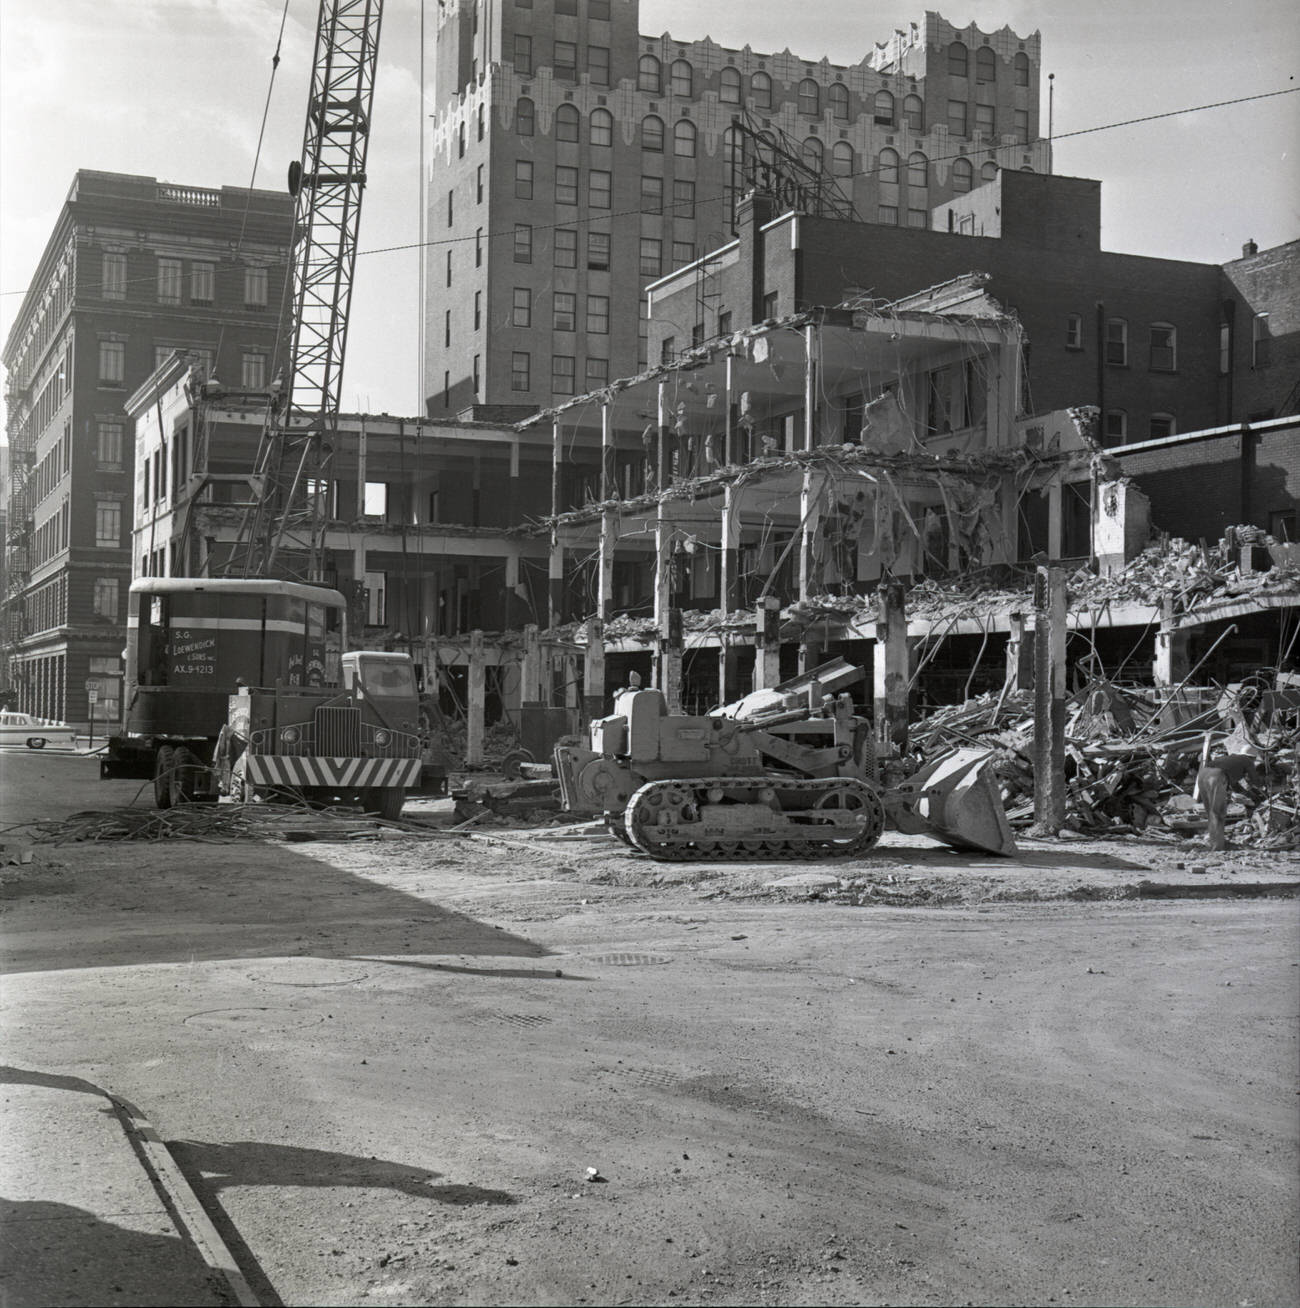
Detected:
left=586, top=952, right=673, bottom=966
left=468, top=1011, right=554, bottom=1028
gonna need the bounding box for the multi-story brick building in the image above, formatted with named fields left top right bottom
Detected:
left=425, top=2, right=1048, bottom=417
left=1, top=170, right=292, bottom=728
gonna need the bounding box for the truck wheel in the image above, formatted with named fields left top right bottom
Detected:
left=372, top=787, right=406, bottom=821
left=153, top=745, right=176, bottom=809
left=169, top=746, right=205, bottom=805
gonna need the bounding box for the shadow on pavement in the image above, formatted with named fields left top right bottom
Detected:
left=0, top=1065, right=108, bottom=1097
left=1, top=838, right=550, bottom=976
left=169, top=1139, right=516, bottom=1207
left=349, top=955, right=592, bottom=981
left=0, top=1198, right=226, bottom=1308
left=888, top=845, right=1150, bottom=871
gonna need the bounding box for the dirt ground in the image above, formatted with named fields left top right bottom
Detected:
left=2, top=783, right=1298, bottom=1308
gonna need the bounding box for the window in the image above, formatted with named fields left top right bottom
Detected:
left=554, top=40, right=577, bottom=79
left=98, top=340, right=124, bottom=385
left=472, top=354, right=481, bottom=393
left=1013, top=108, right=1029, bottom=143
left=516, top=97, right=535, bottom=135
left=588, top=231, right=610, bottom=270
left=907, top=208, right=928, bottom=228
left=552, top=354, right=576, bottom=395
left=1065, top=314, right=1083, bottom=350
left=102, top=252, right=127, bottom=299
left=1014, top=52, right=1030, bottom=87
left=669, top=180, right=694, bottom=220
left=514, top=35, right=532, bottom=74
left=832, top=141, right=854, bottom=177
left=93, top=577, right=118, bottom=620
left=798, top=78, right=820, bottom=117
left=554, top=292, right=576, bottom=331
left=586, top=357, right=609, bottom=388
left=948, top=41, right=968, bottom=77
left=475, top=228, right=483, bottom=266
left=589, top=46, right=610, bottom=86
left=473, top=290, right=481, bottom=330
left=672, top=240, right=694, bottom=268
left=661, top=336, right=675, bottom=364
left=190, top=262, right=214, bottom=304
left=447, top=189, right=454, bottom=225
left=1149, top=323, right=1177, bottom=372
left=513, top=287, right=531, bottom=327
left=1105, top=318, right=1128, bottom=366
left=95, top=502, right=120, bottom=548
left=903, top=94, right=924, bottom=131
left=642, top=114, right=664, bottom=152
left=1252, top=312, right=1270, bottom=368
left=828, top=82, right=850, bottom=122
left=878, top=205, right=899, bottom=226
left=97, top=421, right=123, bottom=463
left=751, top=70, right=771, bottom=110
left=590, top=107, right=613, bottom=146
left=444, top=310, right=451, bottom=347
left=975, top=46, right=996, bottom=83
left=873, top=90, right=894, bottom=126
left=589, top=169, right=611, bottom=208
left=514, top=224, right=532, bottom=263
left=1104, top=410, right=1127, bottom=443
left=763, top=290, right=779, bottom=319
left=555, top=103, right=580, bottom=142
left=641, top=174, right=663, bottom=213
left=947, top=100, right=967, bottom=137
left=364, top=571, right=386, bottom=625
left=555, top=0, right=576, bottom=13
left=555, top=229, right=577, bottom=267
left=1219, top=322, right=1231, bottom=375
left=720, top=67, right=742, bottom=104
left=671, top=59, right=692, bottom=97
left=908, top=152, right=928, bottom=189
left=952, top=158, right=973, bottom=192
left=158, top=258, right=182, bottom=305
left=878, top=148, right=900, bottom=184
left=1149, top=413, right=1176, bottom=439
left=458, top=121, right=466, bottom=158
left=981, top=160, right=999, bottom=182
left=587, top=295, right=609, bottom=334
left=477, top=103, right=485, bottom=140
left=244, top=265, right=267, bottom=308
left=718, top=310, right=732, bottom=335
left=801, top=137, right=823, bottom=172
left=673, top=120, right=696, bottom=157
left=1268, top=509, right=1296, bottom=542
left=974, top=103, right=994, bottom=137
left=515, top=159, right=534, bottom=198
left=241, top=352, right=266, bottom=388
left=556, top=166, right=578, bottom=206
left=638, top=55, right=661, bottom=94
left=476, top=164, right=484, bottom=202
left=639, top=238, right=662, bottom=277
left=512, top=351, right=531, bottom=392
left=589, top=0, right=610, bottom=16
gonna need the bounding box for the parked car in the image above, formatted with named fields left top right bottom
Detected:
left=0, top=712, right=77, bottom=750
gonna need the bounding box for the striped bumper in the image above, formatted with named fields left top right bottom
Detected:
left=244, top=755, right=421, bottom=790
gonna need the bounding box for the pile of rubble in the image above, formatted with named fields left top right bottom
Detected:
left=908, top=675, right=1300, bottom=850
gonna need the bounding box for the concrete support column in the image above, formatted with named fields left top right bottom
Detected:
left=1005, top=611, right=1034, bottom=691
left=521, top=623, right=541, bottom=703
left=583, top=617, right=605, bottom=722
left=1154, top=599, right=1190, bottom=686
left=466, top=629, right=486, bottom=768
left=1047, top=480, right=1063, bottom=560
left=873, top=580, right=909, bottom=759
left=563, top=653, right=579, bottom=713
left=507, top=438, right=521, bottom=531
left=661, top=608, right=683, bottom=713
left=1031, top=567, right=1068, bottom=834
left=755, top=596, right=782, bottom=690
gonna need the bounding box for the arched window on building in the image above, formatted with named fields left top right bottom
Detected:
left=642, top=114, right=664, bottom=152
left=952, top=157, right=973, bottom=192
left=948, top=41, right=968, bottom=77
left=638, top=54, right=661, bottom=94
left=873, top=90, right=894, bottom=126
left=555, top=103, right=580, bottom=143
left=1149, top=412, right=1176, bottom=439
left=1019, top=164, right=1035, bottom=172
left=831, top=141, right=854, bottom=177
left=878, top=147, right=900, bottom=184
left=720, top=66, right=742, bottom=104
left=908, top=151, right=929, bottom=190
left=671, top=59, right=693, bottom=97
left=903, top=94, right=924, bottom=131
left=515, top=97, right=535, bottom=136
left=798, top=78, right=820, bottom=117
left=981, top=160, right=999, bottom=182
left=1014, top=52, right=1030, bottom=87
left=802, top=136, right=823, bottom=172
left=975, top=46, right=996, bottom=83
left=673, top=119, right=697, bottom=157
left=828, top=83, right=850, bottom=122
left=751, top=70, right=771, bottom=110
left=590, top=107, right=613, bottom=147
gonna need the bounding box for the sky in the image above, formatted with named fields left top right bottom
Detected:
left=1, top=0, right=1296, bottom=422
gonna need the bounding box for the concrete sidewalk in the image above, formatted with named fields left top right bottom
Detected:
left=0, top=1068, right=249, bottom=1307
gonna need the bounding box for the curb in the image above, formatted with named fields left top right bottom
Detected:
left=108, top=1092, right=260, bottom=1308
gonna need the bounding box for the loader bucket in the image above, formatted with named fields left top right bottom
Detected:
left=889, top=747, right=1017, bottom=856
